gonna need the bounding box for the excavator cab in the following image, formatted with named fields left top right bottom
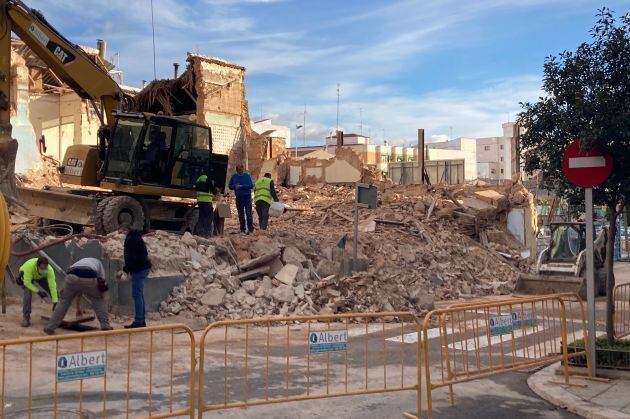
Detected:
left=102, top=113, right=217, bottom=195
left=515, top=222, right=606, bottom=299
left=548, top=223, right=586, bottom=262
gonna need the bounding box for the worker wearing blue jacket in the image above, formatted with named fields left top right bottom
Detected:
left=228, top=164, right=254, bottom=234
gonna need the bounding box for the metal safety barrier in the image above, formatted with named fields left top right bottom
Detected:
left=0, top=324, right=196, bottom=419
left=614, top=283, right=630, bottom=339
left=420, top=293, right=590, bottom=418
left=197, top=312, right=422, bottom=418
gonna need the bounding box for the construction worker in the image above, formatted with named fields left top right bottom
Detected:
left=18, top=257, right=58, bottom=327
left=44, top=257, right=112, bottom=335
left=228, top=164, right=254, bottom=234
left=194, top=173, right=214, bottom=237
left=122, top=228, right=152, bottom=329
left=254, top=172, right=279, bottom=231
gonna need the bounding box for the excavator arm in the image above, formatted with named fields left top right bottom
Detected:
left=1, top=0, right=122, bottom=127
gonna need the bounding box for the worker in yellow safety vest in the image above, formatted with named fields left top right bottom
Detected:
left=194, top=174, right=214, bottom=237
left=254, top=173, right=279, bottom=231
left=18, top=257, right=58, bottom=327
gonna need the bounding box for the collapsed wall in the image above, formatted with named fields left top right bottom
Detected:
left=276, top=146, right=374, bottom=186
left=134, top=53, right=275, bottom=182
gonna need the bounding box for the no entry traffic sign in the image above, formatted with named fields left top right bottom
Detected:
left=561, top=139, right=613, bottom=187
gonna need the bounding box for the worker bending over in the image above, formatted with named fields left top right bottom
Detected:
left=18, top=257, right=58, bottom=327
left=44, top=257, right=112, bottom=335
left=254, top=172, right=279, bottom=231
left=194, top=173, right=214, bottom=237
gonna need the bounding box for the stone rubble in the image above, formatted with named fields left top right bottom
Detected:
left=87, top=180, right=533, bottom=324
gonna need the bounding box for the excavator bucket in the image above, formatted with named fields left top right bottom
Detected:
left=514, top=273, right=587, bottom=299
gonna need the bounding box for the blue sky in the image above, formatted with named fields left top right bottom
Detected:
left=27, top=0, right=629, bottom=146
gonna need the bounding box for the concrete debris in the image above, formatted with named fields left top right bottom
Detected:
left=201, top=288, right=226, bottom=306
left=275, top=264, right=299, bottom=286
left=272, top=285, right=295, bottom=303
left=65, top=179, right=534, bottom=323
left=282, top=246, right=307, bottom=267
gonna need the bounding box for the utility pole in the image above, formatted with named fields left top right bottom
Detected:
left=150, top=0, right=157, bottom=80
left=336, top=84, right=340, bottom=132
left=303, top=103, right=306, bottom=147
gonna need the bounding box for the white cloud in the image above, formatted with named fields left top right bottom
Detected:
left=257, top=75, right=542, bottom=146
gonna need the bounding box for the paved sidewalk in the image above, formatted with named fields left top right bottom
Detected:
left=529, top=363, right=630, bottom=419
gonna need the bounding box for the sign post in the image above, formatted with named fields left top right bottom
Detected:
left=352, top=183, right=377, bottom=272
left=584, top=186, right=596, bottom=376
left=561, top=139, right=613, bottom=377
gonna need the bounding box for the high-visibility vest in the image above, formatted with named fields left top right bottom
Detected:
left=196, top=175, right=213, bottom=203
left=254, top=177, right=273, bottom=205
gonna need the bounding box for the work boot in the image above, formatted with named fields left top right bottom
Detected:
left=21, top=317, right=30, bottom=327
left=124, top=321, right=146, bottom=329
left=43, top=327, right=55, bottom=335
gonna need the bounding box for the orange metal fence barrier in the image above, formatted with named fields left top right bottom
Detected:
left=0, top=324, right=196, bottom=419
left=421, top=293, right=590, bottom=418
left=614, top=283, right=630, bottom=339
left=197, top=312, right=422, bottom=418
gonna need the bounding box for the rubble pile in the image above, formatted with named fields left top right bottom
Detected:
left=95, top=180, right=532, bottom=323
left=16, top=156, right=61, bottom=189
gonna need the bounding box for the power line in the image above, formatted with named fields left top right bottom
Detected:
left=150, top=0, right=157, bottom=80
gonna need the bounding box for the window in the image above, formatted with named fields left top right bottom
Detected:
left=500, top=169, right=504, bottom=174
left=491, top=169, right=496, bottom=174
left=500, top=157, right=504, bottom=162
left=170, top=123, right=211, bottom=188
left=138, top=122, right=174, bottom=184
left=500, top=145, right=504, bottom=150
left=105, top=117, right=145, bottom=180
left=484, top=145, right=491, bottom=151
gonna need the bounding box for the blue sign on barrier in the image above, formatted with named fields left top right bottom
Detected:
left=309, top=331, right=348, bottom=354
left=56, top=350, right=106, bottom=382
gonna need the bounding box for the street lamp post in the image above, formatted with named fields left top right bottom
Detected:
left=295, top=124, right=303, bottom=158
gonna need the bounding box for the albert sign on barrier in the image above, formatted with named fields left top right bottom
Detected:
left=309, top=330, right=348, bottom=354
left=56, top=350, right=106, bottom=382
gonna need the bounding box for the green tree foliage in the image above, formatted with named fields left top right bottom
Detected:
left=518, top=8, right=629, bottom=342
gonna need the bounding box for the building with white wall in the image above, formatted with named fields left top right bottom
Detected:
left=476, top=122, right=520, bottom=181
left=325, top=133, right=369, bottom=146
left=425, top=137, right=478, bottom=180
left=251, top=118, right=290, bottom=148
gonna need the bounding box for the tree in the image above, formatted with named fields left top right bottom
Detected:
left=518, top=8, right=630, bottom=343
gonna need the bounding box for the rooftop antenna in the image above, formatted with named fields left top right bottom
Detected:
left=336, top=83, right=340, bottom=132
left=359, top=107, right=363, bottom=135
left=150, top=0, right=157, bottom=80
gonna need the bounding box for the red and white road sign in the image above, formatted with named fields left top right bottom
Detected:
left=561, top=139, right=613, bottom=187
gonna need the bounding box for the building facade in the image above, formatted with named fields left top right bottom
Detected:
left=476, top=122, right=520, bottom=181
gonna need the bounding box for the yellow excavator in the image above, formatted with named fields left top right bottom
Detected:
left=0, top=0, right=227, bottom=233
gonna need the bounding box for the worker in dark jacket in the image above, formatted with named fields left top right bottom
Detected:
left=228, top=164, right=254, bottom=234
left=122, top=229, right=152, bottom=328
